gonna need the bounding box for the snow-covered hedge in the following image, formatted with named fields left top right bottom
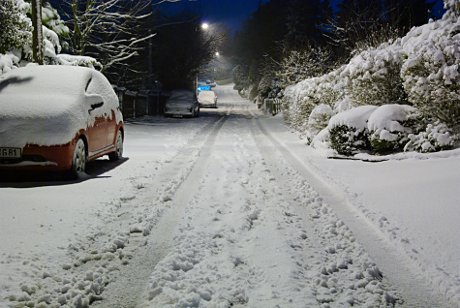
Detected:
left=307, top=104, right=334, bottom=140
left=283, top=67, right=346, bottom=131
left=367, top=104, right=422, bottom=154
left=404, top=122, right=454, bottom=153
left=400, top=11, right=460, bottom=130
left=342, top=43, right=407, bottom=106
left=283, top=1, right=460, bottom=154
left=0, top=0, right=31, bottom=55
left=328, top=106, right=377, bottom=155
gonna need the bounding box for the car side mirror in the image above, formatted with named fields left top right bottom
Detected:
left=89, top=102, right=104, bottom=113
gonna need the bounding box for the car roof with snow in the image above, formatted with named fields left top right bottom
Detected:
left=198, top=90, right=216, bottom=97
left=0, top=65, right=93, bottom=97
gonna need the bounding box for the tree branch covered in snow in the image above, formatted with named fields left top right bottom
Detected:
left=62, top=0, right=154, bottom=72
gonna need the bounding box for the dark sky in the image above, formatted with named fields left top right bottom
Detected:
left=156, top=0, right=269, bottom=32
left=157, top=0, right=445, bottom=33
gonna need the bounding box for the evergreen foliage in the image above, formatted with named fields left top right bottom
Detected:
left=0, top=0, right=32, bottom=54
left=329, top=125, right=371, bottom=155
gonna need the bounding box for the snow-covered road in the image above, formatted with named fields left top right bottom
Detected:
left=1, top=85, right=457, bottom=307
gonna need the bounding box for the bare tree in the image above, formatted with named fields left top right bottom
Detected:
left=61, top=0, right=156, bottom=73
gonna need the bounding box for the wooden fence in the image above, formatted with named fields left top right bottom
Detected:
left=114, top=87, right=167, bottom=119
left=263, top=98, right=283, bottom=116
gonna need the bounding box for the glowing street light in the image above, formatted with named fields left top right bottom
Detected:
left=215, top=51, right=220, bottom=57
left=201, top=22, right=209, bottom=30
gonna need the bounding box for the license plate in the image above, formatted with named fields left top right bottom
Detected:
left=0, top=147, right=22, bottom=158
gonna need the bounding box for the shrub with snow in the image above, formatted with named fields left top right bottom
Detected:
left=0, top=0, right=32, bottom=54
left=0, top=53, right=20, bottom=74
left=342, top=42, right=407, bottom=106
left=401, top=10, right=460, bottom=131
left=328, top=106, right=377, bottom=155
left=307, top=104, right=334, bottom=142
left=367, top=104, right=423, bottom=154
left=404, top=122, right=454, bottom=153
left=283, top=67, right=346, bottom=132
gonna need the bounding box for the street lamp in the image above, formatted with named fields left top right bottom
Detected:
left=201, top=22, right=209, bottom=30
left=215, top=51, right=220, bottom=57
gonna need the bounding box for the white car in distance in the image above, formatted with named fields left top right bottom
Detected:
left=198, top=90, right=217, bottom=108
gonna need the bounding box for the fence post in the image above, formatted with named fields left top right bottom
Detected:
left=133, top=96, right=136, bottom=119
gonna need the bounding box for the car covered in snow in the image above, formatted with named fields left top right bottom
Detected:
left=164, top=89, right=200, bottom=117
left=198, top=90, right=217, bottom=108
left=0, top=65, right=124, bottom=177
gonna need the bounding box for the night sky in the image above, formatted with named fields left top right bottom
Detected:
left=157, top=0, right=269, bottom=32
left=158, top=0, right=445, bottom=33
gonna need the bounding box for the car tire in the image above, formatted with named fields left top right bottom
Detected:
left=109, top=130, right=123, bottom=161
left=69, top=138, right=86, bottom=179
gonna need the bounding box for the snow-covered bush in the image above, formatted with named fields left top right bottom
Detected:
left=367, top=104, right=423, bottom=154
left=307, top=104, right=334, bottom=141
left=328, top=106, right=377, bottom=155
left=0, top=53, right=20, bottom=74
left=401, top=10, right=460, bottom=131
left=283, top=67, right=346, bottom=131
left=53, top=54, right=102, bottom=70
left=342, top=42, right=407, bottom=106
left=404, top=122, right=454, bottom=152
left=444, top=0, right=460, bottom=17
left=277, top=47, right=332, bottom=89
left=42, top=2, right=70, bottom=39
left=0, top=0, right=32, bottom=54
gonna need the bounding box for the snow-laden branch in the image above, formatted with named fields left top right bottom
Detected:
left=64, top=0, right=154, bottom=71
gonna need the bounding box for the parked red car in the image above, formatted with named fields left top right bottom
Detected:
left=0, top=65, right=124, bottom=177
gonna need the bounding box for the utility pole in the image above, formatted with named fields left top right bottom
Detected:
left=31, top=0, right=44, bottom=65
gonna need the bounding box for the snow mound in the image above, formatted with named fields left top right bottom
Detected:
left=328, top=106, right=378, bottom=131
left=368, top=104, right=418, bottom=137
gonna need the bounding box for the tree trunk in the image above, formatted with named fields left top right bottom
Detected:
left=31, top=0, right=44, bottom=64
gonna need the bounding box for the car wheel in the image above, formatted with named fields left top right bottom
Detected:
left=70, top=138, right=86, bottom=179
left=109, top=130, right=123, bottom=161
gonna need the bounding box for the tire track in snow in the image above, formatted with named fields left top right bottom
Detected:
left=255, top=117, right=452, bottom=307
left=2, top=116, right=226, bottom=308
left=250, top=117, right=402, bottom=307
left=139, top=107, right=399, bottom=307
left=92, top=115, right=229, bottom=307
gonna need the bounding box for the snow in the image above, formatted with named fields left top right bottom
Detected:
left=197, top=90, right=216, bottom=105
left=55, top=54, right=103, bottom=70
left=0, top=65, right=119, bottom=148
left=0, top=85, right=459, bottom=307
left=0, top=53, right=19, bottom=74
left=328, top=105, right=378, bottom=130
left=367, top=104, right=417, bottom=133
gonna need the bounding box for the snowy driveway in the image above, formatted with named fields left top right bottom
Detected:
left=1, top=85, right=458, bottom=307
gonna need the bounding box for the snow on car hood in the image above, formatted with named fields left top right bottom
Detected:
left=0, top=94, right=87, bottom=148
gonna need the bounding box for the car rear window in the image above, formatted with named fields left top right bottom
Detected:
left=170, top=91, right=194, bottom=100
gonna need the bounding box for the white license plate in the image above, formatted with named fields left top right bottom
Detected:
left=0, top=147, right=22, bottom=158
